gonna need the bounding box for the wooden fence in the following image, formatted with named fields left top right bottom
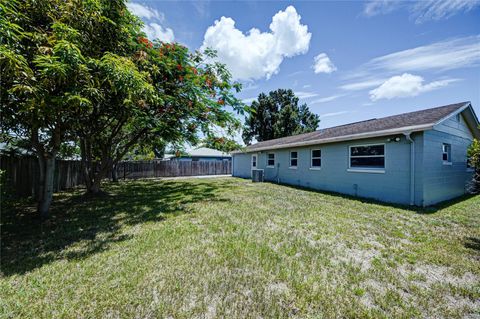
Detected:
left=0, top=156, right=86, bottom=197
left=117, top=160, right=231, bottom=179
left=0, top=156, right=231, bottom=198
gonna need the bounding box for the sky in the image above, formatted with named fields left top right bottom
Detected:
left=126, top=0, right=480, bottom=140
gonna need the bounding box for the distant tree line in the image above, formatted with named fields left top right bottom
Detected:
left=242, top=89, right=320, bottom=145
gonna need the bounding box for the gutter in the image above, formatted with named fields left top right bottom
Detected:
left=403, top=132, right=415, bottom=206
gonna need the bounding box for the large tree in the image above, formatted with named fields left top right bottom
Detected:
left=78, top=40, right=244, bottom=193
left=242, top=89, right=320, bottom=144
left=1, top=0, right=244, bottom=215
left=1, top=0, right=96, bottom=216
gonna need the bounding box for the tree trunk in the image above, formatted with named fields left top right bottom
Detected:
left=89, top=177, right=102, bottom=193
left=32, top=125, right=60, bottom=218
left=37, top=155, right=55, bottom=218
left=111, top=163, right=118, bottom=182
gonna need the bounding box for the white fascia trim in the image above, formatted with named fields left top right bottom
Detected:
left=433, top=102, right=471, bottom=126
left=236, top=124, right=433, bottom=153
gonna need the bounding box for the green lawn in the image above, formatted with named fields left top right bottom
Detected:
left=1, top=177, right=479, bottom=318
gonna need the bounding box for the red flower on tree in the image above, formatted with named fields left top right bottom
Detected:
left=138, top=36, right=152, bottom=48
left=138, top=36, right=148, bottom=45
left=217, top=98, right=225, bottom=105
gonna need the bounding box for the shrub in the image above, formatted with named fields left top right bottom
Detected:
left=467, top=139, right=480, bottom=193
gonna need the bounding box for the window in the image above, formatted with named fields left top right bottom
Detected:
left=311, top=149, right=321, bottom=169
left=290, top=151, right=298, bottom=168
left=442, top=143, right=451, bottom=164
left=349, top=144, right=385, bottom=169
left=251, top=155, right=257, bottom=168
left=267, top=153, right=275, bottom=167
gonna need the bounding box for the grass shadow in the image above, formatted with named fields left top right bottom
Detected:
left=1, top=178, right=233, bottom=276
left=262, top=180, right=476, bottom=214
left=464, top=237, right=480, bottom=252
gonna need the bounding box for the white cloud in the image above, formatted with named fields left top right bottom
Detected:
left=412, top=0, right=480, bottom=23
left=242, top=97, right=257, bottom=104
left=126, top=3, right=163, bottom=20
left=312, top=53, right=337, bottom=74
left=295, top=91, right=318, bottom=99
left=369, top=73, right=459, bottom=101
left=127, top=2, right=174, bottom=42
left=288, top=70, right=306, bottom=77
left=242, top=83, right=259, bottom=91
left=201, top=6, right=311, bottom=80
left=365, top=36, right=480, bottom=73
left=363, top=1, right=401, bottom=17
left=319, top=111, right=349, bottom=118
left=143, top=23, right=174, bottom=42
left=341, top=36, right=479, bottom=91
left=340, top=79, right=386, bottom=91
left=310, top=94, right=346, bottom=104
left=363, top=0, right=480, bottom=22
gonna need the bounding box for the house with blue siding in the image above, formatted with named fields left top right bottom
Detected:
left=232, top=102, right=479, bottom=206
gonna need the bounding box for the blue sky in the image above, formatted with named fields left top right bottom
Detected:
left=127, top=0, right=480, bottom=136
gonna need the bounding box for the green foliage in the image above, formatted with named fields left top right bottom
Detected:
left=242, top=89, right=320, bottom=144
left=203, top=135, right=242, bottom=153
left=467, top=139, right=480, bottom=193
left=1, top=0, right=245, bottom=200
left=467, top=139, right=480, bottom=169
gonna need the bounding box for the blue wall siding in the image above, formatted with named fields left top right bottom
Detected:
left=233, top=111, right=476, bottom=206
left=232, top=153, right=252, bottom=178
left=234, top=134, right=423, bottom=205
left=413, top=133, right=424, bottom=206
left=422, top=114, right=473, bottom=205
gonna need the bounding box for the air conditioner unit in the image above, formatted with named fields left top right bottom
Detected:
left=251, top=169, right=264, bottom=182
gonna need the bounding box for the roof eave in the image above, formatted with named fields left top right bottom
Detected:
left=432, top=102, right=480, bottom=139
left=233, top=124, right=433, bottom=154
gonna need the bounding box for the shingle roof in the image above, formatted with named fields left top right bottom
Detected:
left=243, top=101, right=470, bottom=152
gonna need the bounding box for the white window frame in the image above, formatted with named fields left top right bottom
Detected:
left=310, top=149, right=321, bottom=170
left=251, top=154, right=257, bottom=169
left=442, top=143, right=452, bottom=165
left=266, top=152, right=275, bottom=168
left=289, top=151, right=298, bottom=169
left=348, top=143, right=386, bottom=174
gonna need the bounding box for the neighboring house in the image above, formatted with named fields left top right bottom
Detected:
left=172, top=147, right=231, bottom=161
left=232, top=102, right=479, bottom=206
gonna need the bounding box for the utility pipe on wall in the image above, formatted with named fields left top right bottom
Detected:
left=403, top=132, right=415, bottom=205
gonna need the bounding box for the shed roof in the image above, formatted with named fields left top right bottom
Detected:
left=238, top=101, right=477, bottom=153
left=188, top=147, right=231, bottom=157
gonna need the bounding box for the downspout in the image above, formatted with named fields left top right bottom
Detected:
left=403, top=132, right=415, bottom=205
